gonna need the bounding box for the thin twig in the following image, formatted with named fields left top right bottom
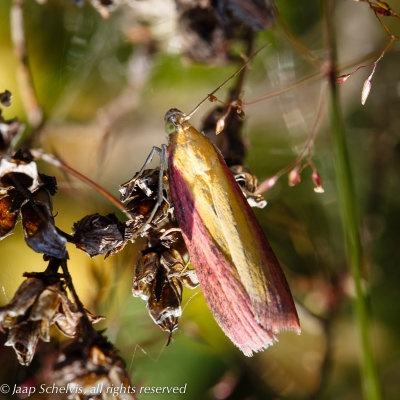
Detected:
left=186, top=44, right=269, bottom=119
left=30, top=149, right=128, bottom=215
left=244, top=46, right=384, bottom=106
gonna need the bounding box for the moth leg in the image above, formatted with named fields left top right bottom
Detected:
left=159, top=227, right=182, bottom=240
left=145, top=145, right=166, bottom=224
left=132, top=145, right=167, bottom=238
left=136, top=146, right=163, bottom=178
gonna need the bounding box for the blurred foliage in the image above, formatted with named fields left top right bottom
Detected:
left=1, top=0, right=400, bottom=399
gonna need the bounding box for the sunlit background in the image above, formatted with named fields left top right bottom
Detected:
left=1, top=0, right=400, bottom=399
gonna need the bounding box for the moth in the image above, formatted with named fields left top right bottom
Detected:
left=163, top=108, right=300, bottom=356
left=128, top=50, right=300, bottom=356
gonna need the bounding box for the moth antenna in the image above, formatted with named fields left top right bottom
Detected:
left=185, top=44, right=269, bottom=121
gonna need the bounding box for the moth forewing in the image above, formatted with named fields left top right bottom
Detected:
left=166, top=110, right=300, bottom=356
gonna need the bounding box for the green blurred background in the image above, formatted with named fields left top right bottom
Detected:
left=1, top=0, right=400, bottom=399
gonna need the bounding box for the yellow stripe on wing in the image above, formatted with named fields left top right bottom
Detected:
left=170, top=122, right=271, bottom=311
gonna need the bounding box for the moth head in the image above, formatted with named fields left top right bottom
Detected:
left=164, top=108, right=186, bottom=135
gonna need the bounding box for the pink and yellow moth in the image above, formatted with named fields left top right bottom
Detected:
left=164, top=108, right=300, bottom=357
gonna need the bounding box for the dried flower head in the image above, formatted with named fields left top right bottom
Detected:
left=335, top=74, right=351, bottom=84
left=312, top=170, right=325, bottom=193
left=230, top=165, right=267, bottom=208
left=0, top=260, right=102, bottom=366
left=361, top=75, right=373, bottom=105
left=120, top=168, right=171, bottom=236
left=133, top=231, right=198, bottom=339
left=53, top=332, right=136, bottom=400
left=288, top=166, right=302, bottom=187
left=176, top=0, right=275, bottom=62
left=72, top=213, right=128, bottom=258
left=0, top=151, right=67, bottom=258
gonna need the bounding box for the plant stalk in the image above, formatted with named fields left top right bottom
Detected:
left=324, top=1, right=382, bottom=399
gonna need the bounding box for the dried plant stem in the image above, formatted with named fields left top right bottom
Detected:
left=30, top=149, right=128, bottom=215
left=10, top=0, right=43, bottom=142
left=324, top=1, right=382, bottom=399
left=245, top=46, right=383, bottom=106
left=60, top=259, right=93, bottom=333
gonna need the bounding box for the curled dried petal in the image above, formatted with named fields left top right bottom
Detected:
left=4, top=321, right=41, bottom=366
left=147, top=267, right=182, bottom=334
left=0, top=270, right=102, bottom=366
left=0, top=156, right=40, bottom=194
left=0, top=278, right=46, bottom=327
left=21, top=189, right=67, bottom=258
left=132, top=252, right=159, bottom=300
